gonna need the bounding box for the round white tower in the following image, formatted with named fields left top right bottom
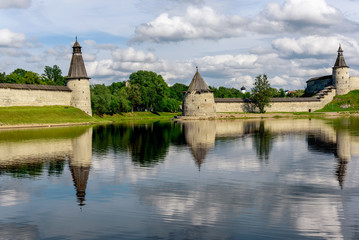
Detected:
left=67, top=38, right=92, bottom=115
left=182, top=67, right=216, bottom=117
left=333, top=45, right=350, bottom=95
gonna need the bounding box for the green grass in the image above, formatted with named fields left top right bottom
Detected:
left=318, top=90, right=359, bottom=112
left=0, top=106, right=180, bottom=125
left=95, top=112, right=180, bottom=122
left=0, top=106, right=96, bottom=125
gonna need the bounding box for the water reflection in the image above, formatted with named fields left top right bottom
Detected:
left=180, top=118, right=359, bottom=188
left=92, top=122, right=186, bottom=167
left=0, top=119, right=359, bottom=239
left=183, top=121, right=216, bottom=169
left=0, top=126, right=93, bottom=206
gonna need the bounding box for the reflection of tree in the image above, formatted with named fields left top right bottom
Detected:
left=253, top=121, right=273, bottom=162
left=0, top=158, right=66, bottom=178
left=48, top=159, right=66, bottom=176
left=92, top=122, right=186, bottom=167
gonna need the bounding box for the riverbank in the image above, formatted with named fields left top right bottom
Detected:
left=0, top=106, right=179, bottom=129
left=1, top=106, right=358, bottom=130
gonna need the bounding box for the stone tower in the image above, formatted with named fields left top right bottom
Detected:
left=67, top=39, right=92, bottom=115
left=182, top=68, right=216, bottom=117
left=332, top=45, right=350, bottom=96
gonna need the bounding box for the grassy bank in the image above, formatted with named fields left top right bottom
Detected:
left=95, top=112, right=179, bottom=122
left=319, top=90, right=359, bottom=112
left=0, top=106, right=96, bottom=125
left=0, top=106, right=179, bottom=126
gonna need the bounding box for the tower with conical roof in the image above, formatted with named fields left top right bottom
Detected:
left=182, top=67, right=216, bottom=117
left=332, top=45, right=350, bottom=95
left=67, top=38, right=92, bottom=115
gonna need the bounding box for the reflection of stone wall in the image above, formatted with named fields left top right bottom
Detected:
left=183, top=119, right=356, bottom=163
left=0, top=127, right=92, bottom=165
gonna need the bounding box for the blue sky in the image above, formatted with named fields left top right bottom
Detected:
left=1, top=0, right=359, bottom=90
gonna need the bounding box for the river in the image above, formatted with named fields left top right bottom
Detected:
left=0, top=118, right=358, bottom=239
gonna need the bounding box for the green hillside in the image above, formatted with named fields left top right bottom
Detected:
left=319, top=90, right=359, bottom=112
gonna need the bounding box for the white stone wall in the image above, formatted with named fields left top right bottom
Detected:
left=67, top=79, right=92, bottom=115
left=0, top=88, right=71, bottom=107
left=350, top=76, right=359, bottom=91
left=216, top=88, right=336, bottom=113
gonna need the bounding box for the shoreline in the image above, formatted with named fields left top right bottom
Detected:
left=1, top=111, right=358, bottom=130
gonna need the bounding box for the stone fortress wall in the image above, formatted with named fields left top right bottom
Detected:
left=183, top=45, right=358, bottom=115
left=215, top=86, right=336, bottom=113
left=0, top=40, right=92, bottom=115
left=0, top=85, right=71, bottom=107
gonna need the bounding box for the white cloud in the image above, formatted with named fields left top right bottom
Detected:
left=0, top=0, right=30, bottom=9
left=0, top=29, right=26, bottom=48
left=266, top=0, right=340, bottom=25
left=197, top=54, right=259, bottom=70
left=133, top=6, right=247, bottom=42
left=250, top=0, right=347, bottom=34
left=225, top=75, right=255, bottom=89
left=84, top=39, right=96, bottom=46
left=112, top=47, right=157, bottom=63
left=272, top=35, right=359, bottom=58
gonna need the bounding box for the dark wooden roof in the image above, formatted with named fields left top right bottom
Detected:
left=67, top=40, right=90, bottom=80
left=306, top=75, right=332, bottom=83
left=186, top=68, right=211, bottom=92
left=334, top=45, right=348, bottom=68
left=0, top=83, right=71, bottom=92
left=215, top=97, right=320, bottom=103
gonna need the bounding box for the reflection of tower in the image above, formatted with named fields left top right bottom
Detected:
left=336, top=129, right=351, bottom=189
left=69, top=128, right=93, bottom=206
left=183, top=121, right=216, bottom=169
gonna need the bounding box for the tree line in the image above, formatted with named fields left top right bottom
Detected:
left=0, top=67, right=304, bottom=115
left=0, top=65, right=66, bottom=86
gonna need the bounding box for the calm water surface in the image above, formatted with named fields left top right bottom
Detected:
left=1, top=118, right=359, bottom=239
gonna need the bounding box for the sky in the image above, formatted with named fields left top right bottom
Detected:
left=1, top=0, right=359, bottom=90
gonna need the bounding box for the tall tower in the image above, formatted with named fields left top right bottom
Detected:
left=67, top=38, right=92, bottom=115
left=332, top=45, right=350, bottom=95
left=182, top=67, right=216, bottom=117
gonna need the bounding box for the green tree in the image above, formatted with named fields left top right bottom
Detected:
left=127, top=84, right=142, bottom=112
left=169, top=83, right=188, bottom=102
left=129, top=70, right=170, bottom=111
left=0, top=72, right=6, bottom=83
left=91, top=84, right=112, bottom=116
left=251, top=74, right=271, bottom=113
left=42, top=65, right=66, bottom=86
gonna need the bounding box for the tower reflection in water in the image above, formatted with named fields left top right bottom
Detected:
left=0, top=126, right=93, bottom=206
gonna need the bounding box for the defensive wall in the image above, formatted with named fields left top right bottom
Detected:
left=0, top=83, right=72, bottom=107
left=215, top=85, right=336, bottom=113
left=0, top=40, right=92, bottom=115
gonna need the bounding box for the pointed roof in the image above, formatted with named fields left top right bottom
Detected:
left=71, top=165, right=90, bottom=206
left=186, top=67, right=211, bottom=92
left=334, top=44, right=348, bottom=68
left=67, top=39, right=90, bottom=79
